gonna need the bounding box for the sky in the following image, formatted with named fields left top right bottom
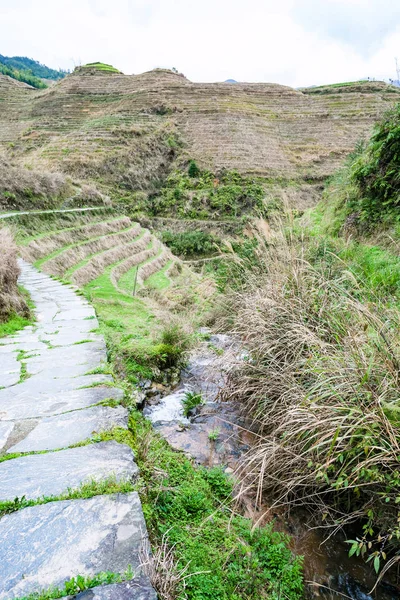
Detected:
left=1, top=0, right=400, bottom=87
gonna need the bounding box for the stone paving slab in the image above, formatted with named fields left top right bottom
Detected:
left=0, top=373, right=113, bottom=401
left=8, top=405, right=129, bottom=453
left=74, top=576, right=157, bottom=600
left=0, top=493, right=149, bottom=600
left=0, top=441, right=138, bottom=501
left=24, top=340, right=107, bottom=376
left=0, top=386, right=124, bottom=420
left=0, top=422, right=14, bottom=450
left=0, top=260, right=155, bottom=599
left=0, top=352, right=20, bottom=387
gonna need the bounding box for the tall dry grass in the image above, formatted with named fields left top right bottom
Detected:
left=219, top=234, right=400, bottom=566
left=0, top=228, right=29, bottom=321
left=0, top=155, right=70, bottom=210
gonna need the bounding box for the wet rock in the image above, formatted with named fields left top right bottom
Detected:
left=0, top=493, right=149, bottom=599
left=0, top=441, right=138, bottom=501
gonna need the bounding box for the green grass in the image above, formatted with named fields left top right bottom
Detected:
left=145, top=260, right=173, bottom=290
left=0, top=475, right=135, bottom=518
left=117, top=242, right=156, bottom=293
left=18, top=216, right=121, bottom=247
left=13, top=569, right=133, bottom=600
left=121, top=412, right=304, bottom=600
left=81, top=62, right=121, bottom=73
left=0, top=286, right=35, bottom=338
left=301, top=204, right=400, bottom=305
left=0, top=312, right=31, bottom=338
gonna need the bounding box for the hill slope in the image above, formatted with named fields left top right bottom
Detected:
left=0, top=67, right=399, bottom=210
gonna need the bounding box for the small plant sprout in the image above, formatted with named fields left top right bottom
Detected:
left=208, top=428, right=220, bottom=442
left=182, top=391, right=204, bottom=417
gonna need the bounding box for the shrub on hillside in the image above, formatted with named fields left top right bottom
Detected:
left=351, top=105, right=400, bottom=222
left=161, top=230, right=220, bottom=257
left=322, top=104, right=400, bottom=233
left=150, top=168, right=265, bottom=219
left=0, top=228, right=29, bottom=322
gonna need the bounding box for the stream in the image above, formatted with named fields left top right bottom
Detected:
left=143, top=332, right=400, bottom=600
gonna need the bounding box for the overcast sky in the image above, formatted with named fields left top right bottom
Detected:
left=1, top=0, right=400, bottom=87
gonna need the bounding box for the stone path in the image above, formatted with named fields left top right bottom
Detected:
left=0, top=260, right=156, bottom=599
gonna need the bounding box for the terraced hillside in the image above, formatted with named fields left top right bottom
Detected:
left=10, top=209, right=206, bottom=382
left=1, top=67, right=399, bottom=202
left=17, top=210, right=181, bottom=292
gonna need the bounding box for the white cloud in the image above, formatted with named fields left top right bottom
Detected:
left=0, top=0, right=399, bottom=86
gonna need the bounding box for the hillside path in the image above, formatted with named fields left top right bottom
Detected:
left=0, top=260, right=155, bottom=599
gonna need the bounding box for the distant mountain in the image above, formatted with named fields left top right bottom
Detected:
left=0, top=55, right=68, bottom=80
left=0, top=55, right=69, bottom=89
left=224, top=79, right=237, bottom=83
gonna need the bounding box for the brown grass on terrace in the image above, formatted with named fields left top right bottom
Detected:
left=0, top=155, right=70, bottom=211
left=0, top=228, right=29, bottom=322
left=0, top=69, right=399, bottom=189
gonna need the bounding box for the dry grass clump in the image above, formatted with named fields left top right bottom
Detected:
left=0, top=154, right=70, bottom=210
left=0, top=228, right=29, bottom=321
left=140, top=535, right=192, bottom=600
left=220, top=237, right=400, bottom=566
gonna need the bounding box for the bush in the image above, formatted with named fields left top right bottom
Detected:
left=161, top=230, right=220, bottom=257
left=0, top=155, right=70, bottom=210
left=149, top=168, right=265, bottom=219
left=188, top=159, right=200, bottom=178
left=350, top=105, right=400, bottom=222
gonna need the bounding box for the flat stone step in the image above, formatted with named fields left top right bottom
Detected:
left=7, top=405, right=129, bottom=453
left=0, top=441, right=138, bottom=501
left=74, top=576, right=157, bottom=599
left=0, top=493, right=150, bottom=599
left=0, top=385, right=123, bottom=421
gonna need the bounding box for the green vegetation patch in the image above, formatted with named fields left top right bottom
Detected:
left=0, top=286, right=35, bottom=338
left=13, top=569, right=133, bottom=600
left=147, top=164, right=266, bottom=220
left=80, top=62, right=121, bottom=74
left=116, top=412, right=304, bottom=600
left=161, top=230, right=221, bottom=258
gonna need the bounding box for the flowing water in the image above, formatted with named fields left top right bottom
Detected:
left=144, top=332, right=400, bottom=600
